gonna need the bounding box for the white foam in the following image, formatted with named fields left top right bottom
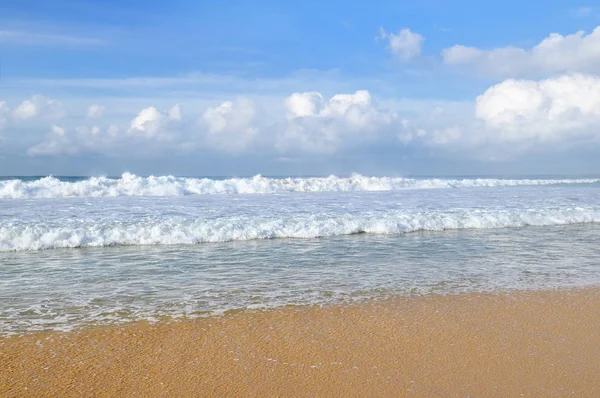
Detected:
left=2, top=207, right=599, bottom=252
left=0, top=173, right=598, bottom=199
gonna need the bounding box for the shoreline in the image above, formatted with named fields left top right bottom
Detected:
left=1, top=284, right=595, bottom=339
left=3, top=288, right=600, bottom=396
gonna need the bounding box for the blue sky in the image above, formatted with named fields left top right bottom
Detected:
left=1, top=0, right=600, bottom=176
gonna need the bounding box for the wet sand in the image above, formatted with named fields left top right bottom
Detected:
left=2, top=288, right=600, bottom=397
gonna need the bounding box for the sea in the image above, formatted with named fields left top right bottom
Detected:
left=2, top=173, right=600, bottom=335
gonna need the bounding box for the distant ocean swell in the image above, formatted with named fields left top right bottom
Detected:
left=1, top=173, right=599, bottom=199
left=2, top=206, right=599, bottom=252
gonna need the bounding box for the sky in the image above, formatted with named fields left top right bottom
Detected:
left=1, top=0, right=600, bottom=176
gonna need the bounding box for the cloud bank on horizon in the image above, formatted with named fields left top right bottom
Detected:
left=1, top=1, right=600, bottom=176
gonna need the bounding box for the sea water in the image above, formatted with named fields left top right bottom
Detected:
left=1, top=174, right=600, bottom=334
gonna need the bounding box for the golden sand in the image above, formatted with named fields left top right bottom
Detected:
left=2, top=288, right=600, bottom=397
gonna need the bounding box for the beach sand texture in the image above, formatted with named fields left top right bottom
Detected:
left=2, top=288, right=600, bottom=397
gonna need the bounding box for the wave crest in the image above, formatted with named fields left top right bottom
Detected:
left=2, top=207, right=599, bottom=251
left=0, top=173, right=598, bottom=199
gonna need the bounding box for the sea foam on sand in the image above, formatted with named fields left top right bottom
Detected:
left=2, top=288, right=600, bottom=397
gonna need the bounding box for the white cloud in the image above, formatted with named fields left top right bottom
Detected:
left=128, top=104, right=184, bottom=140
left=75, top=125, right=101, bottom=137
left=279, top=90, right=397, bottom=152
left=321, top=90, right=377, bottom=128
left=168, top=104, right=182, bottom=121
left=203, top=98, right=257, bottom=152
left=129, top=106, right=164, bottom=137
left=379, top=27, right=424, bottom=62
left=475, top=73, right=600, bottom=143
left=27, top=125, right=75, bottom=156
left=14, top=77, right=600, bottom=163
left=87, top=104, right=105, bottom=118
left=13, top=100, right=38, bottom=120
left=393, top=73, right=600, bottom=156
left=285, top=92, right=324, bottom=118
left=13, top=95, right=65, bottom=120
left=397, top=119, right=427, bottom=145
left=429, top=126, right=463, bottom=145
left=27, top=123, right=115, bottom=157
left=442, top=26, right=600, bottom=78
left=51, top=125, right=66, bottom=136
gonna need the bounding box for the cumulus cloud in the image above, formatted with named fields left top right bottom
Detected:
left=129, top=106, right=162, bottom=137
left=279, top=90, right=397, bottom=152
left=390, top=105, right=473, bottom=149
left=442, top=26, right=600, bottom=78
left=14, top=76, right=600, bottom=163
left=285, top=92, right=324, bottom=118
left=25, top=103, right=185, bottom=158
left=27, top=125, right=75, bottom=156
left=397, top=119, right=427, bottom=145
left=474, top=73, right=600, bottom=143
left=27, top=123, right=113, bottom=157
left=13, top=100, right=38, bottom=120
left=51, top=125, right=66, bottom=136
left=203, top=98, right=257, bottom=152
left=168, top=104, right=182, bottom=121
left=127, top=104, right=180, bottom=138
left=13, top=95, right=65, bottom=120
left=394, top=73, right=600, bottom=157
left=75, top=125, right=101, bottom=137
left=87, top=104, right=105, bottom=118
left=379, top=28, right=424, bottom=62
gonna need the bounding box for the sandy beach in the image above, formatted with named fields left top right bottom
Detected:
left=2, top=288, right=600, bottom=397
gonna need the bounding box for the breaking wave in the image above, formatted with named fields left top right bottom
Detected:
left=0, top=173, right=599, bottom=199
left=2, top=206, right=599, bottom=251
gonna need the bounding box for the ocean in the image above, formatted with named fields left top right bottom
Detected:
left=2, top=173, right=600, bottom=335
